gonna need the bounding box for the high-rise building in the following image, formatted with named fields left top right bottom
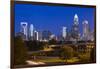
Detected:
left=62, top=27, right=67, bottom=40
left=29, top=24, right=34, bottom=40
left=82, top=20, right=90, bottom=41
left=38, top=31, right=43, bottom=41
left=74, top=14, right=79, bottom=25
left=20, top=22, right=28, bottom=40
left=66, top=29, right=71, bottom=41
left=34, top=30, right=39, bottom=41
left=71, top=14, right=80, bottom=40
left=89, top=31, right=94, bottom=41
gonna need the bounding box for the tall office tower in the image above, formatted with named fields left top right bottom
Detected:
left=89, top=31, right=94, bottom=41
left=66, top=29, right=70, bottom=41
left=71, top=14, right=80, bottom=40
left=34, top=30, right=39, bottom=41
left=62, top=27, right=67, bottom=40
left=82, top=20, right=90, bottom=41
left=20, top=22, right=28, bottom=40
left=57, top=35, right=63, bottom=41
left=29, top=24, right=34, bottom=40
left=38, top=31, right=43, bottom=41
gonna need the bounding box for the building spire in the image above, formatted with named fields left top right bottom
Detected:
left=74, top=14, right=79, bottom=25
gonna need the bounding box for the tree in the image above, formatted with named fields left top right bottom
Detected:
left=26, top=40, right=44, bottom=51
left=14, top=36, right=28, bottom=65
left=90, top=47, right=96, bottom=62
left=49, top=39, right=57, bottom=45
left=59, top=46, right=74, bottom=62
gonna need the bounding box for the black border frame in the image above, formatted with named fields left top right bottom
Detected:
left=11, top=1, right=96, bottom=68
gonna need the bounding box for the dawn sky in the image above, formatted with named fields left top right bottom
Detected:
left=14, top=3, right=95, bottom=36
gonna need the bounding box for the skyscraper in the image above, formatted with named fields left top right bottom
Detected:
left=20, top=22, right=28, bottom=40
left=62, top=27, right=67, bottom=40
left=74, top=14, right=79, bottom=25
left=38, top=31, right=43, bottom=41
left=89, top=31, right=94, bottom=41
left=82, top=20, right=90, bottom=41
left=34, top=30, right=39, bottom=41
left=71, top=14, right=80, bottom=40
left=29, top=24, right=34, bottom=40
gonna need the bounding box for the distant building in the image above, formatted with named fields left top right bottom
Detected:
left=89, top=31, right=94, bottom=41
left=71, top=14, right=80, bottom=40
left=66, top=30, right=71, bottom=41
left=20, top=22, right=28, bottom=40
left=62, top=27, right=67, bottom=40
left=34, top=30, right=39, bottom=41
left=38, top=31, right=43, bottom=41
left=57, top=35, right=63, bottom=41
left=29, top=24, right=34, bottom=40
left=74, top=14, right=79, bottom=25
left=82, top=20, right=90, bottom=41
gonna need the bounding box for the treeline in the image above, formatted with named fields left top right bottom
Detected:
left=13, top=36, right=28, bottom=65
left=25, top=40, right=45, bottom=51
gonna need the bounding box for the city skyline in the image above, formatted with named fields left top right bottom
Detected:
left=14, top=4, right=95, bottom=36
left=13, top=2, right=96, bottom=67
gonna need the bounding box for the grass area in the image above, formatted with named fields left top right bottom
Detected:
left=67, top=57, right=80, bottom=63
left=34, top=58, right=65, bottom=63
left=32, top=57, right=80, bottom=63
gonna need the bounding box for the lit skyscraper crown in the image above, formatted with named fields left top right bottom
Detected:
left=74, top=14, right=79, bottom=24
left=82, top=20, right=88, bottom=24
left=74, top=14, right=78, bottom=18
